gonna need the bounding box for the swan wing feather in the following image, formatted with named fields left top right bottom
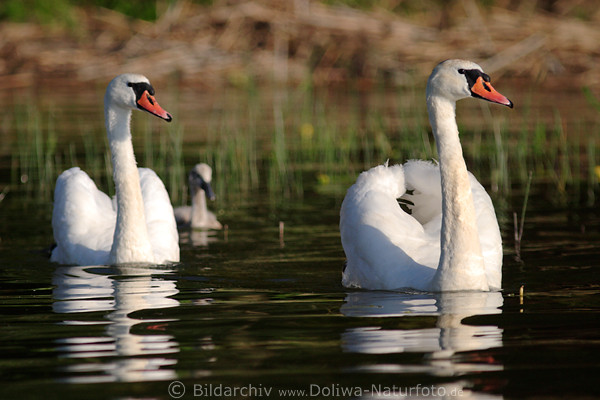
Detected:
left=402, top=160, right=502, bottom=289
left=470, top=176, right=503, bottom=290
left=340, top=164, right=438, bottom=290
left=340, top=161, right=502, bottom=291
left=138, top=168, right=180, bottom=263
left=50, top=167, right=115, bottom=265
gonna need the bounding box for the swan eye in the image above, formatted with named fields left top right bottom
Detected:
left=458, top=68, right=483, bottom=90
left=129, top=82, right=156, bottom=100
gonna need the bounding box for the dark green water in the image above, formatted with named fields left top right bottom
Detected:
left=1, top=188, right=599, bottom=399
left=1, top=86, right=600, bottom=399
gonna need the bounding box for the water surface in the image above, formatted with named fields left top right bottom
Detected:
left=1, top=84, right=599, bottom=399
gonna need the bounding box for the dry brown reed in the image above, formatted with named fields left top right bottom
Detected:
left=1, top=0, right=599, bottom=92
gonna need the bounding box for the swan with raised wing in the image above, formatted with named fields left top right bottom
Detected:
left=51, top=74, right=179, bottom=266
left=174, top=163, right=222, bottom=230
left=340, top=59, right=513, bottom=292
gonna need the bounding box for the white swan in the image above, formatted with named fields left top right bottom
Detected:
left=51, top=73, right=179, bottom=266
left=174, top=163, right=222, bottom=229
left=340, top=59, right=513, bottom=292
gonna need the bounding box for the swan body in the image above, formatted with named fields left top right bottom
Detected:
left=51, top=73, right=179, bottom=266
left=174, top=163, right=222, bottom=229
left=340, top=59, right=512, bottom=292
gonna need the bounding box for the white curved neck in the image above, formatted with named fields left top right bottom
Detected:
left=427, top=95, right=488, bottom=291
left=105, top=105, right=154, bottom=264
left=190, top=187, right=208, bottom=227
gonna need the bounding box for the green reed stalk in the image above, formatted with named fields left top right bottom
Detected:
left=587, top=137, right=597, bottom=206
left=556, top=111, right=572, bottom=190
left=167, top=123, right=184, bottom=204
left=514, top=170, right=533, bottom=261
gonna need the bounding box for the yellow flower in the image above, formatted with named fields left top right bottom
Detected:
left=300, top=123, right=314, bottom=141
left=595, top=165, right=600, bottom=181
left=316, top=173, right=330, bottom=185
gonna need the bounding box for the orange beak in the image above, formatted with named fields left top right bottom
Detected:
left=471, top=77, right=513, bottom=108
left=137, top=91, right=173, bottom=121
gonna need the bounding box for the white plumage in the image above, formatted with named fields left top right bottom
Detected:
left=340, top=60, right=512, bottom=291
left=51, top=74, right=179, bottom=266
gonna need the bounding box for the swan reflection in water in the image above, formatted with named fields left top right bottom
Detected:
left=52, top=265, right=180, bottom=383
left=341, top=291, right=504, bottom=399
left=178, top=228, right=221, bottom=247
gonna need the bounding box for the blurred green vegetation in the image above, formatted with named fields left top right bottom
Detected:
left=6, top=84, right=599, bottom=210
left=0, top=0, right=75, bottom=25
left=0, top=0, right=214, bottom=24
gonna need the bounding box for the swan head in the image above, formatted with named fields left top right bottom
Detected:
left=105, top=73, right=173, bottom=121
left=426, top=59, right=513, bottom=108
left=189, top=163, right=216, bottom=200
